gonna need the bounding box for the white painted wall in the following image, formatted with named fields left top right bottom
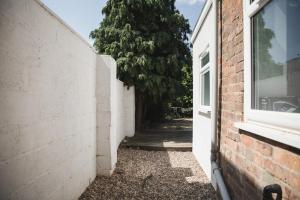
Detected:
left=0, top=1, right=97, bottom=199
left=96, top=56, right=135, bottom=176
left=113, top=79, right=135, bottom=167
left=0, top=0, right=135, bottom=199
left=192, top=2, right=214, bottom=180
left=115, top=80, right=135, bottom=149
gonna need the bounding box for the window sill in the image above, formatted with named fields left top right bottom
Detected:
left=234, top=121, right=300, bottom=149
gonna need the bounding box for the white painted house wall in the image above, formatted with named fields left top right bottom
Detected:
left=0, top=0, right=135, bottom=199
left=192, top=1, right=215, bottom=180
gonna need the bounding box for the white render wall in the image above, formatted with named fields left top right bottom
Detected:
left=114, top=80, right=135, bottom=160
left=0, top=0, right=135, bottom=199
left=96, top=56, right=135, bottom=176
left=192, top=2, right=214, bottom=181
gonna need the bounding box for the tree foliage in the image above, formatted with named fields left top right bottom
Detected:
left=173, top=63, right=192, bottom=108
left=91, top=0, right=192, bottom=129
left=253, top=11, right=283, bottom=80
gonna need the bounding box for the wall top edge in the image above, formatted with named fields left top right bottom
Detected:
left=191, top=0, right=212, bottom=44
left=33, top=0, right=96, bottom=53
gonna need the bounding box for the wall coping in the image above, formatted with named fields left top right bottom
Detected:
left=34, top=0, right=96, bottom=52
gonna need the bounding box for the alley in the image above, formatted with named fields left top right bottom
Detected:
left=79, top=148, right=216, bottom=200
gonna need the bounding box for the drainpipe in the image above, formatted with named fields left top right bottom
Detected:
left=211, top=0, right=231, bottom=200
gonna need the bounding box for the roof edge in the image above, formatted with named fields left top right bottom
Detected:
left=191, top=0, right=213, bottom=44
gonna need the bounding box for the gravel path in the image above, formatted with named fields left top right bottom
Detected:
left=80, top=148, right=217, bottom=200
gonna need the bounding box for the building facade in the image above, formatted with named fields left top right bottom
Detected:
left=192, top=0, right=300, bottom=199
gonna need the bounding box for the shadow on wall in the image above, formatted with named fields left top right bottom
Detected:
left=219, top=131, right=300, bottom=200
left=80, top=148, right=217, bottom=200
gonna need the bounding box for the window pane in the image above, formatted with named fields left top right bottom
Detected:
left=202, top=71, right=210, bottom=106
left=201, top=53, right=209, bottom=67
left=252, top=0, right=300, bottom=113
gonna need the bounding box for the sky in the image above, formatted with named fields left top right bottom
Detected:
left=41, top=0, right=205, bottom=45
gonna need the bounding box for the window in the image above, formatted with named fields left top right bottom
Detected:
left=200, top=52, right=210, bottom=107
left=240, top=0, right=300, bottom=148
left=202, top=71, right=210, bottom=106
left=251, top=0, right=300, bottom=113
left=201, top=53, right=210, bottom=68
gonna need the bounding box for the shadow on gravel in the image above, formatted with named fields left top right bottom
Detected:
left=79, top=148, right=217, bottom=200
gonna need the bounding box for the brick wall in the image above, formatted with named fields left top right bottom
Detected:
left=218, top=0, right=300, bottom=199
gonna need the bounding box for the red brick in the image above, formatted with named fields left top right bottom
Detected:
left=236, top=143, right=246, bottom=156
left=253, top=151, right=265, bottom=166
left=264, top=159, right=289, bottom=183
left=217, top=0, right=300, bottom=199
left=282, top=186, right=300, bottom=200
left=227, top=129, right=240, bottom=142
left=288, top=173, right=300, bottom=190
left=244, top=148, right=255, bottom=161
left=244, top=161, right=262, bottom=181
left=241, top=134, right=254, bottom=147
left=234, top=153, right=245, bottom=169
left=273, top=147, right=300, bottom=173
left=226, top=137, right=238, bottom=151
left=255, top=140, right=273, bottom=157
left=283, top=186, right=292, bottom=200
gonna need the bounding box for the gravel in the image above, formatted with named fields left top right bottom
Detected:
left=79, top=148, right=217, bottom=200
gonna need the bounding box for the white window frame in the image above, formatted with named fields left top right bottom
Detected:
left=236, top=0, right=300, bottom=148
left=199, top=48, right=211, bottom=114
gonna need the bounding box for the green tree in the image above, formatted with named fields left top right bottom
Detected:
left=91, top=0, right=192, bottom=132
left=174, top=63, right=192, bottom=108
